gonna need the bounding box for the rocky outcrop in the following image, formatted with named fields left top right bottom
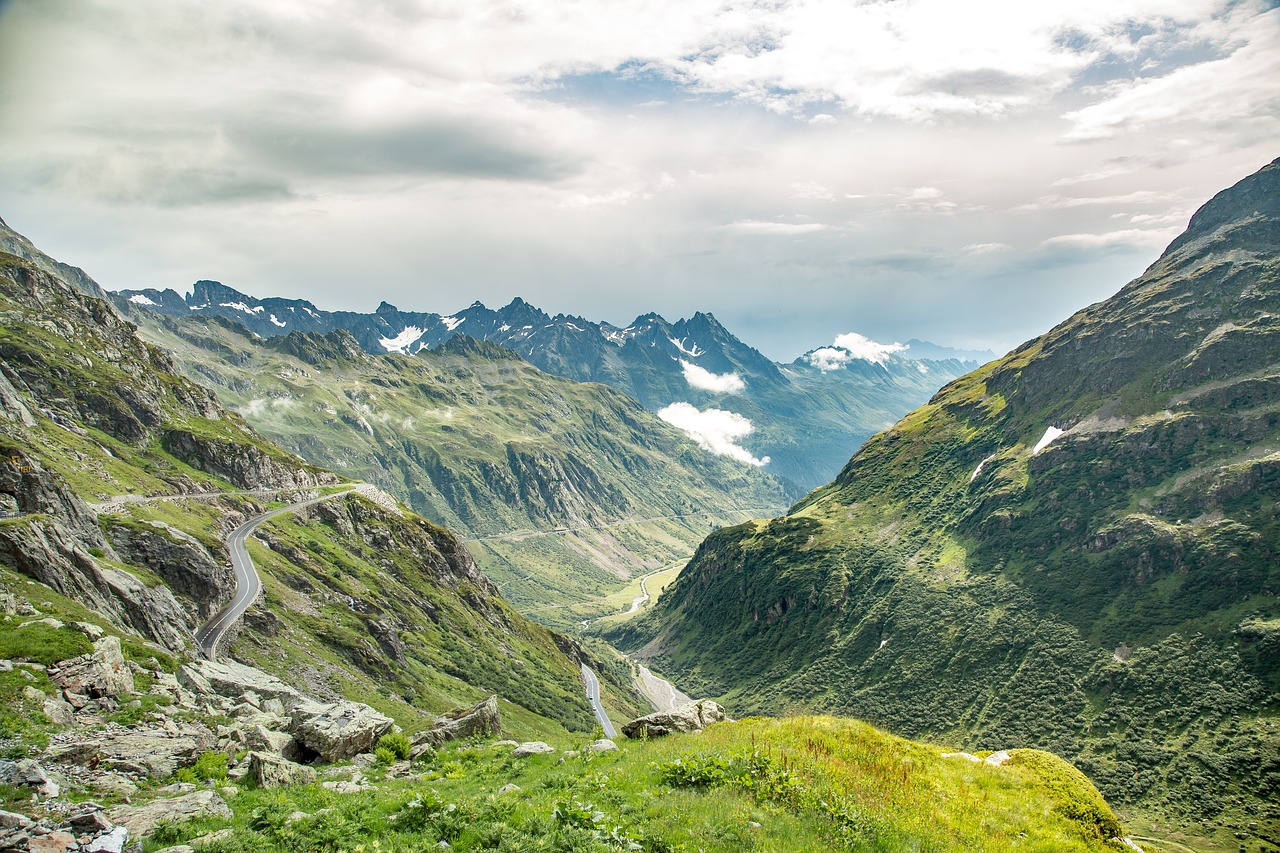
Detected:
left=0, top=518, right=192, bottom=651
left=410, top=696, right=500, bottom=755
left=178, top=659, right=393, bottom=761
left=245, top=751, right=316, bottom=788
left=159, top=430, right=335, bottom=492
left=621, top=700, right=727, bottom=739
left=105, top=791, right=232, bottom=840
left=45, top=721, right=217, bottom=778
left=104, top=521, right=232, bottom=619
left=49, top=636, right=134, bottom=699
left=0, top=760, right=59, bottom=799
left=288, top=702, right=395, bottom=763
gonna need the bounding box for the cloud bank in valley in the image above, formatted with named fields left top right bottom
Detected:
left=658, top=402, right=770, bottom=467
left=680, top=360, right=746, bottom=394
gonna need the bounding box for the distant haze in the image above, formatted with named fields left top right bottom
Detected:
left=0, top=1, right=1275, bottom=360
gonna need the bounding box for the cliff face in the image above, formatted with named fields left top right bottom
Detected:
left=631, top=158, right=1280, bottom=830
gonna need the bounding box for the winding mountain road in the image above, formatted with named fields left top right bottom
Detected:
left=195, top=487, right=357, bottom=660
left=581, top=663, right=616, bottom=738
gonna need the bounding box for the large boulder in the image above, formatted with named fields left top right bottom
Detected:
left=245, top=752, right=316, bottom=789
left=621, top=700, right=728, bottom=739
left=179, top=659, right=392, bottom=761
left=288, top=701, right=394, bottom=763
left=50, top=636, right=133, bottom=698
left=45, top=722, right=216, bottom=778
left=106, top=791, right=232, bottom=839
left=410, top=696, right=500, bottom=756
left=0, top=759, right=59, bottom=798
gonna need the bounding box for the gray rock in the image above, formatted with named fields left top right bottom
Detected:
left=621, top=700, right=727, bottom=739
left=70, top=810, right=113, bottom=833
left=243, top=725, right=302, bottom=760
left=586, top=739, right=618, bottom=752
left=105, top=791, right=232, bottom=840
left=410, top=696, right=501, bottom=756
left=0, top=758, right=60, bottom=798
left=50, top=636, right=134, bottom=698
left=0, top=810, right=32, bottom=829
left=245, top=752, right=316, bottom=789
left=984, top=750, right=1012, bottom=767
left=28, top=829, right=76, bottom=853
left=179, top=659, right=390, bottom=761
left=288, top=701, right=394, bottom=762
left=511, top=742, right=555, bottom=758
left=90, top=773, right=139, bottom=799
left=320, top=780, right=366, bottom=794
left=42, top=695, right=75, bottom=725
left=497, top=783, right=520, bottom=795
left=47, top=722, right=216, bottom=778
left=69, top=622, right=105, bottom=640
left=85, top=826, right=129, bottom=853
left=153, top=847, right=194, bottom=853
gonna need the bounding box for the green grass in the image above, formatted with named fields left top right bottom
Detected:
left=121, top=716, right=1125, bottom=853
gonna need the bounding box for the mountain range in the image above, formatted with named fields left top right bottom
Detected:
left=616, top=157, right=1280, bottom=847
left=112, top=284, right=985, bottom=489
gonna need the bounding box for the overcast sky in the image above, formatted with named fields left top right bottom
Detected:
left=1, top=0, right=1276, bottom=360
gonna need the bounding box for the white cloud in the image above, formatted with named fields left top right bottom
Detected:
left=964, top=242, right=1011, bottom=255
left=658, top=402, right=769, bottom=467
left=804, top=332, right=908, bottom=370
left=721, top=220, right=829, bottom=235
left=1041, top=227, right=1182, bottom=249
left=1062, top=8, right=1280, bottom=142
left=679, top=359, right=745, bottom=394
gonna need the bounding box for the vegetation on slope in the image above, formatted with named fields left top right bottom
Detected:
left=0, top=244, right=627, bottom=737
left=63, top=716, right=1127, bottom=853
left=621, top=159, right=1280, bottom=846
left=125, top=314, right=793, bottom=625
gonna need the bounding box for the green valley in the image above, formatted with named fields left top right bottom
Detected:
left=121, top=310, right=794, bottom=627
left=619, top=159, right=1280, bottom=851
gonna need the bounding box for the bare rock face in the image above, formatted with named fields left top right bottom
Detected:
left=245, top=752, right=316, bottom=789
left=105, top=521, right=232, bottom=620
left=410, top=695, right=500, bottom=755
left=288, top=701, right=395, bottom=763
left=50, top=636, right=134, bottom=698
left=179, top=659, right=393, bottom=761
left=45, top=721, right=217, bottom=778
left=0, top=759, right=60, bottom=798
left=105, top=791, right=232, bottom=840
left=511, top=742, right=555, bottom=758
left=621, top=700, right=728, bottom=739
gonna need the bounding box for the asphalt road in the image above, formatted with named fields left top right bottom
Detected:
left=581, top=663, right=617, bottom=738
left=195, top=488, right=355, bottom=660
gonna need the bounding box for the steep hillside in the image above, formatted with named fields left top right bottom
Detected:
left=622, top=158, right=1280, bottom=847
left=113, top=286, right=976, bottom=489
left=118, top=311, right=794, bottom=626
left=0, top=244, right=628, bottom=737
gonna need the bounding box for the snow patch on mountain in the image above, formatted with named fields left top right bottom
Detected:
left=269, top=314, right=287, bottom=328
left=220, top=301, right=264, bottom=315
left=680, top=360, right=745, bottom=394
left=379, top=326, right=424, bottom=353
left=440, top=316, right=464, bottom=331
left=1032, top=426, right=1066, bottom=455
left=669, top=337, right=705, bottom=357
left=658, top=402, right=769, bottom=467
left=128, top=293, right=156, bottom=306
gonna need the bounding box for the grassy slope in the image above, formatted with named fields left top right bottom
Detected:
left=108, top=716, right=1126, bottom=853
left=624, top=162, right=1280, bottom=850
left=0, top=252, right=613, bottom=737
left=126, top=313, right=793, bottom=627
